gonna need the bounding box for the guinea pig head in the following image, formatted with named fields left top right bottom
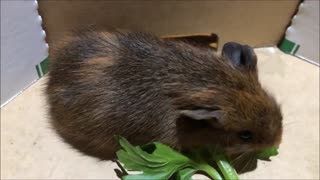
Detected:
left=175, top=42, right=283, bottom=155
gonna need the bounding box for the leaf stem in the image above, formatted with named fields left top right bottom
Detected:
left=197, top=163, right=223, bottom=180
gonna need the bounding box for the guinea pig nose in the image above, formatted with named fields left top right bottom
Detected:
left=238, top=130, right=253, bottom=141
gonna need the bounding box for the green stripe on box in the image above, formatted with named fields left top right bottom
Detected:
left=279, top=38, right=300, bottom=55
left=40, top=57, right=49, bottom=74
left=36, top=64, right=41, bottom=78
left=279, top=38, right=295, bottom=53
left=35, top=57, right=49, bottom=78
left=293, top=44, right=300, bottom=55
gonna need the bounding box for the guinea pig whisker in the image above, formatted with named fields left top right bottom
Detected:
left=283, top=121, right=298, bottom=125
left=248, top=156, right=255, bottom=172
left=283, top=121, right=298, bottom=126
left=231, top=151, right=249, bottom=165
left=283, top=122, right=299, bottom=131
left=240, top=155, right=253, bottom=173
left=231, top=154, right=243, bottom=165
left=239, top=160, right=248, bottom=173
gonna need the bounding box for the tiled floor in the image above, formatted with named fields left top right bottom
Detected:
left=1, top=48, right=319, bottom=179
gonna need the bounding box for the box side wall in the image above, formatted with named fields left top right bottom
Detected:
left=38, top=1, right=300, bottom=49
left=1, top=1, right=48, bottom=107
left=281, top=0, right=319, bottom=65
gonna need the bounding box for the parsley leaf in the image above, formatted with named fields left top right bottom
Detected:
left=114, top=136, right=279, bottom=180
left=114, top=136, right=223, bottom=180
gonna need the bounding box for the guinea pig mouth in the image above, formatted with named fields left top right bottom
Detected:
left=226, top=143, right=278, bottom=156
left=225, top=145, right=253, bottom=156
left=252, top=143, right=279, bottom=152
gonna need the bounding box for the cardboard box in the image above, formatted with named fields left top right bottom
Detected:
left=279, top=0, right=319, bottom=65
left=38, top=1, right=300, bottom=49
left=1, top=1, right=301, bottom=107
left=1, top=0, right=48, bottom=107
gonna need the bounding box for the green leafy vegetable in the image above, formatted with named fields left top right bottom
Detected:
left=114, top=136, right=223, bottom=180
left=114, top=136, right=279, bottom=180
left=176, top=168, right=196, bottom=180
left=256, top=146, right=279, bottom=160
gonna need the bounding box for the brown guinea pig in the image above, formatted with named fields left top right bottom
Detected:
left=46, top=30, right=282, bottom=160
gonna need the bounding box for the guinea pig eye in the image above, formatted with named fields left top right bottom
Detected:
left=238, top=130, right=253, bottom=142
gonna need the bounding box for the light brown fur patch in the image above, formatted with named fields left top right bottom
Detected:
left=85, top=57, right=114, bottom=67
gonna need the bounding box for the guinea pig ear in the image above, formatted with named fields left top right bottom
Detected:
left=180, top=109, right=225, bottom=123
left=222, top=42, right=257, bottom=71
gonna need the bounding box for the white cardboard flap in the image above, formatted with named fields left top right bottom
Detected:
left=1, top=0, right=48, bottom=107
